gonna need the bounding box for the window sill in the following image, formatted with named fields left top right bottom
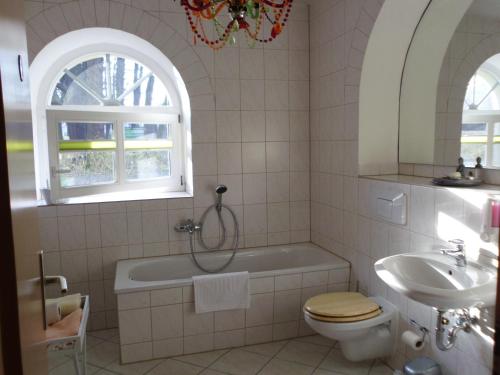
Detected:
left=37, top=188, right=192, bottom=206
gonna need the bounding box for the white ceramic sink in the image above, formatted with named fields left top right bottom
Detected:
left=374, top=252, right=497, bottom=309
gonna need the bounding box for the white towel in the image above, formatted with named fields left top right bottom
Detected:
left=193, top=272, right=250, bottom=314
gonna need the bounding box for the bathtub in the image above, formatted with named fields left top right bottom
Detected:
left=115, top=242, right=349, bottom=293
left=114, top=243, right=350, bottom=363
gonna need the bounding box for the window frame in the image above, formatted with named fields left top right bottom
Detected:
left=462, top=111, right=500, bottom=168
left=47, top=107, right=184, bottom=200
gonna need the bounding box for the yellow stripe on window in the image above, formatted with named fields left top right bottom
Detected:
left=461, top=136, right=487, bottom=144
left=59, top=141, right=117, bottom=150
left=124, top=140, right=173, bottom=149
left=6, top=141, right=34, bottom=152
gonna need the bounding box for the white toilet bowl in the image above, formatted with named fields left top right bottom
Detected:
left=304, top=294, right=398, bottom=362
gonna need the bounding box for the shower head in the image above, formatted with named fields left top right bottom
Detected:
left=215, top=184, right=227, bottom=195
left=215, top=185, right=227, bottom=211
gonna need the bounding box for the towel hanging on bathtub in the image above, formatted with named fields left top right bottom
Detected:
left=193, top=271, right=250, bottom=314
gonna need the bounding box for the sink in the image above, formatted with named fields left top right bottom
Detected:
left=374, top=252, right=497, bottom=309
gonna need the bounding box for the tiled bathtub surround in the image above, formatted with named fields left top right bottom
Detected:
left=38, top=197, right=309, bottom=331
left=116, top=268, right=350, bottom=363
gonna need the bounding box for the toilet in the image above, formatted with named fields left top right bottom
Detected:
left=303, top=292, right=398, bottom=362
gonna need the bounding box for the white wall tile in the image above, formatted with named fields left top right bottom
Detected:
left=153, top=338, right=183, bottom=359
left=216, top=111, right=241, bottom=143
left=242, top=174, right=267, bottom=204
left=242, top=143, right=266, bottom=173
left=100, top=213, right=128, bottom=246
left=58, top=216, right=86, bottom=250
left=183, top=303, right=213, bottom=336
left=246, top=293, right=274, bottom=327
left=61, top=250, right=88, bottom=283
left=152, top=304, right=183, bottom=340
left=118, top=291, right=150, bottom=310
left=214, top=309, right=245, bottom=332
left=217, top=143, right=242, bottom=174
left=241, top=111, right=266, bottom=142
left=410, top=186, right=436, bottom=235
left=119, top=308, right=152, bottom=344
left=273, top=289, right=301, bottom=322
left=142, top=210, right=169, bottom=243
left=275, top=273, right=302, bottom=291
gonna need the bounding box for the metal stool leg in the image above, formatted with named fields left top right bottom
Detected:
left=73, top=347, right=82, bottom=375
left=82, top=334, right=87, bottom=375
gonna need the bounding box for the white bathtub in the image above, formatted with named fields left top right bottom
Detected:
left=114, top=243, right=351, bottom=363
left=114, top=243, right=349, bottom=293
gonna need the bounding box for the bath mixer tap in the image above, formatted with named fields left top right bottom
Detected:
left=440, top=239, right=466, bottom=267
left=174, top=219, right=201, bottom=234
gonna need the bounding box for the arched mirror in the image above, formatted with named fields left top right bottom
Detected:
left=399, top=0, right=500, bottom=171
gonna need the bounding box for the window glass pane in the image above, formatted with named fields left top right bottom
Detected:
left=125, top=150, right=171, bottom=180
left=51, top=57, right=105, bottom=106
left=461, top=123, right=487, bottom=167
left=59, top=151, right=116, bottom=188
left=51, top=54, right=170, bottom=107
left=59, top=122, right=114, bottom=141
left=492, top=123, right=500, bottom=168
left=124, top=123, right=172, bottom=181
left=124, top=123, right=170, bottom=140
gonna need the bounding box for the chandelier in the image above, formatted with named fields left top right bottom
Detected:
left=178, top=0, right=293, bottom=50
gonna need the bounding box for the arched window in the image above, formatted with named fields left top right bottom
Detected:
left=462, top=56, right=500, bottom=168
left=30, top=29, right=191, bottom=203
left=463, top=68, right=500, bottom=111
left=47, top=53, right=182, bottom=199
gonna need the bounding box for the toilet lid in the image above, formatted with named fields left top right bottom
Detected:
left=304, top=292, right=381, bottom=318
left=304, top=308, right=382, bottom=323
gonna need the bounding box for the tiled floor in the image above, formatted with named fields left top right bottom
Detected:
left=48, top=329, right=394, bottom=375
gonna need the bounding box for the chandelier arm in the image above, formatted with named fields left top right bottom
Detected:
left=260, top=0, right=289, bottom=9
left=181, top=0, right=213, bottom=12
left=200, top=2, right=225, bottom=19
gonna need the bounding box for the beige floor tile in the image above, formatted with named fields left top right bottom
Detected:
left=89, top=328, right=119, bottom=340
left=241, top=341, right=288, bottom=357
left=258, top=358, right=314, bottom=375
left=48, top=351, right=71, bottom=370
left=293, top=335, right=336, bottom=348
left=175, top=349, right=229, bottom=367
left=87, top=341, right=120, bottom=368
left=87, top=335, right=106, bottom=348
left=49, top=360, right=100, bottom=375
left=105, top=358, right=162, bottom=375
left=369, top=361, right=393, bottom=375
left=210, top=349, right=270, bottom=375
left=109, top=334, right=122, bottom=344
left=276, top=341, right=330, bottom=367
left=319, top=349, right=372, bottom=375
left=312, top=369, right=344, bottom=375
left=200, top=370, right=229, bottom=375
left=148, top=359, right=204, bottom=375
left=95, top=370, right=119, bottom=375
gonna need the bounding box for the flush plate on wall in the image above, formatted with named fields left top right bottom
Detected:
left=376, top=193, right=407, bottom=225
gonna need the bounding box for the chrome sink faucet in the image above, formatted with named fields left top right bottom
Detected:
left=441, top=239, right=466, bottom=267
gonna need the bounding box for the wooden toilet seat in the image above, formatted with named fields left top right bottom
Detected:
left=303, top=292, right=382, bottom=323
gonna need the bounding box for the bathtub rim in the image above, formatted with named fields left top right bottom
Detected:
left=114, top=242, right=350, bottom=294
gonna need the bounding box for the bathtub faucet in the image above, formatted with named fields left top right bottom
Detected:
left=175, top=219, right=201, bottom=234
